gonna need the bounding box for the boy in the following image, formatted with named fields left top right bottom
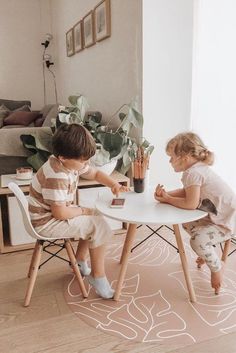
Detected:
left=28, top=123, right=129, bottom=299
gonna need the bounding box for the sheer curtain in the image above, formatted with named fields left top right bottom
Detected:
left=191, top=0, right=236, bottom=191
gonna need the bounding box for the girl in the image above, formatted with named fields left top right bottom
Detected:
left=154, top=132, right=236, bottom=294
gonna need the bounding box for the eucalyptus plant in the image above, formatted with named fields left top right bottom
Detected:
left=20, top=94, right=154, bottom=174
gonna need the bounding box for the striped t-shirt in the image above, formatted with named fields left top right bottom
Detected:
left=28, top=155, right=89, bottom=229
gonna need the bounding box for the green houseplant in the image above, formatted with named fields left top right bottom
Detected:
left=20, top=95, right=154, bottom=174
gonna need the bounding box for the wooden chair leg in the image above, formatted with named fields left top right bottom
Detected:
left=64, top=240, right=88, bottom=298
left=221, top=239, right=231, bottom=262
left=27, top=241, right=41, bottom=278
left=24, top=240, right=43, bottom=307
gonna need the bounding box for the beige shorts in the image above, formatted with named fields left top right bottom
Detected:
left=36, top=209, right=112, bottom=249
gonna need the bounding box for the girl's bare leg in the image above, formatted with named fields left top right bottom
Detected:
left=196, top=256, right=205, bottom=268
left=211, top=262, right=225, bottom=295
left=89, top=244, right=106, bottom=277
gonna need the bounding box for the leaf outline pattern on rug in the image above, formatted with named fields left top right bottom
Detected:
left=64, top=226, right=236, bottom=345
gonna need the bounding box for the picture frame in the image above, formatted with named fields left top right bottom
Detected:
left=66, top=28, right=74, bottom=57
left=73, top=20, right=84, bottom=53
left=83, top=10, right=95, bottom=48
left=94, top=0, right=111, bottom=42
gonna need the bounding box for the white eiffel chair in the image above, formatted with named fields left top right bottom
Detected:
left=8, top=182, right=88, bottom=307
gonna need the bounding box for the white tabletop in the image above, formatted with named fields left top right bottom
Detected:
left=95, top=188, right=207, bottom=225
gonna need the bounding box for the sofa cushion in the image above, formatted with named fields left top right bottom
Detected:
left=40, top=104, right=54, bottom=118
left=4, top=111, right=39, bottom=126
left=0, top=126, right=52, bottom=157
left=0, top=99, right=31, bottom=110
left=0, top=104, right=10, bottom=127
left=42, top=104, right=59, bottom=127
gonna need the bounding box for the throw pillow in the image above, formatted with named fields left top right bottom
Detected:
left=34, top=115, right=45, bottom=127
left=4, top=111, right=39, bottom=126
left=0, top=104, right=10, bottom=127
left=14, top=104, right=31, bottom=112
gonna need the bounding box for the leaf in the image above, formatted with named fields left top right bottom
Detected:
left=27, top=152, right=49, bottom=171
left=127, top=106, right=144, bottom=128
left=33, top=131, right=53, bottom=153
left=77, top=95, right=89, bottom=120
left=58, top=112, right=70, bottom=123
left=119, top=112, right=126, bottom=121
left=97, top=131, right=124, bottom=158
left=68, top=95, right=81, bottom=106
left=20, top=132, right=52, bottom=171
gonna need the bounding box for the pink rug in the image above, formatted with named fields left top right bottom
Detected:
left=64, top=226, right=236, bottom=346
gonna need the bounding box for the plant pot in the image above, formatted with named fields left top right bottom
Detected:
left=90, top=159, right=117, bottom=175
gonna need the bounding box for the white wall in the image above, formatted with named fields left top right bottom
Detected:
left=191, top=0, right=236, bottom=191
left=50, top=0, right=142, bottom=121
left=0, top=0, right=55, bottom=109
left=143, top=0, right=194, bottom=188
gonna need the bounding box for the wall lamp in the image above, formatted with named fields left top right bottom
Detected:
left=41, top=33, right=53, bottom=48
left=43, top=54, right=54, bottom=68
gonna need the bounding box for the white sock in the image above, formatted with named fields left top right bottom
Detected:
left=78, top=260, right=91, bottom=276
left=88, top=275, right=114, bottom=299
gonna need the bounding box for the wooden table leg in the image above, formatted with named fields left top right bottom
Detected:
left=114, top=223, right=137, bottom=301
left=173, top=224, right=196, bottom=303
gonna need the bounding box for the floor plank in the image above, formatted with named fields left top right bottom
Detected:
left=1, top=236, right=236, bottom=353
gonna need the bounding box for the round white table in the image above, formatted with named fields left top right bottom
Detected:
left=95, top=188, right=207, bottom=302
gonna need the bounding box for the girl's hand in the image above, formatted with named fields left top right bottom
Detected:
left=155, top=184, right=164, bottom=197
left=111, top=182, right=130, bottom=197
left=154, top=188, right=170, bottom=203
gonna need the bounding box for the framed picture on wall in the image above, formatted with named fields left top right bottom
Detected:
left=73, top=20, right=83, bottom=53
left=66, top=28, right=74, bottom=56
left=94, top=0, right=111, bottom=42
left=83, top=10, right=95, bottom=48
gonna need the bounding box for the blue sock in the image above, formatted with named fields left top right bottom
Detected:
left=88, top=275, right=114, bottom=299
left=78, top=261, right=91, bottom=276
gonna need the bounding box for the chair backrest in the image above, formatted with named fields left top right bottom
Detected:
left=8, top=182, right=44, bottom=240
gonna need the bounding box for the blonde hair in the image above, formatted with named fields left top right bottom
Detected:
left=166, top=132, right=214, bottom=165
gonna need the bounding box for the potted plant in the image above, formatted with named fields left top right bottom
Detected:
left=20, top=94, right=154, bottom=175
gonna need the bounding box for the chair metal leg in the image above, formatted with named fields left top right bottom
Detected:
left=64, top=240, right=88, bottom=298
left=24, top=240, right=43, bottom=307
left=131, top=224, right=178, bottom=252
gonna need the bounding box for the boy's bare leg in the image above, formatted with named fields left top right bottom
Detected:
left=89, top=244, right=106, bottom=277
left=88, top=244, right=114, bottom=299
left=75, top=239, right=89, bottom=261
left=74, top=240, right=91, bottom=276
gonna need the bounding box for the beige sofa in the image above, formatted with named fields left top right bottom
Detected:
left=0, top=99, right=57, bottom=174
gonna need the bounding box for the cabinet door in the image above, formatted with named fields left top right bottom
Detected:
left=7, top=196, right=35, bottom=245
left=78, top=187, right=122, bottom=230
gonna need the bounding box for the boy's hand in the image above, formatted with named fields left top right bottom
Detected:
left=111, top=182, right=130, bottom=197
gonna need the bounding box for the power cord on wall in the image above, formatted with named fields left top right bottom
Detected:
left=41, top=33, right=58, bottom=105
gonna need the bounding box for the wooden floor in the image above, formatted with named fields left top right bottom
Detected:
left=1, top=239, right=236, bottom=353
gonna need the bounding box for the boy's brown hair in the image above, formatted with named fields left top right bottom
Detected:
left=52, top=123, right=96, bottom=160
